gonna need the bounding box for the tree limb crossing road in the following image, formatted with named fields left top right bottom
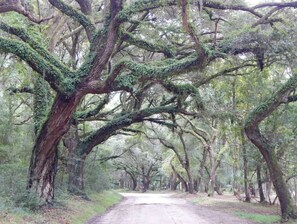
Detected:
left=87, top=193, right=256, bottom=224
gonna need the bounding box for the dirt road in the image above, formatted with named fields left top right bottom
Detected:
left=88, top=192, right=256, bottom=224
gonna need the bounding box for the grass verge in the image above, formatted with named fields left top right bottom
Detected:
left=234, top=211, right=280, bottom=224
left=0, top=190, right=122, bottom=224
left=190, top=193, right=284, bottom=223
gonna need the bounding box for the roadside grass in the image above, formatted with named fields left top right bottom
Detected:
left=0, top=207, right=44, bottom=224
left=234, top=211, right=280, bottom=224
left=67, top=191, right=122, bottom=224
left=0, top=190, right=122, bottom=224
left=190, top=193, right=286, bottom=223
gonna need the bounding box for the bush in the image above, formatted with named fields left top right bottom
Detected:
left=0, top=163, right=41, bottom=211
left=14, top=190, right=41, bottom=211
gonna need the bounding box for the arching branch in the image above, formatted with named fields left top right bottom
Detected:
left=48, top=0, right=95, bottom=40
left=0, top=37, right=65, bottom=93
left=0, top=22, right=71, bottom=74
left=0, top=0, right=53, bottom=23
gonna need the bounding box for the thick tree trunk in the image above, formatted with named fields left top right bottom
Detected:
left=27, top=148, right=58, bottom=204
left=186, top=169, right=194, bottom=194
left=143, top=179, right=150, bottom=192
left=257, top=164, right=266, bottom=203
left=179, top=133, right=194, bottom=194
left=171, top=163, right=188, bottom=192
left=180, top=178, right=189, bottom=192
left=170, top=173, right=180, bottom=190
left=208, top=145, right=215, bottom=197
left=197, top=147, right=207, bottom=192
left=170, top=174, right=176, bottom=190
left=27, top=93, right=83, bottom=204
left=119, top=173, right=125, bottom=189
left=244, top=71, right=297, bottom=220
left=126, top=172, right=137, bottom=190
left=131, top=177, right=137, bottom=191
left=245, top=127, right=296, bottom=221
left=141, top=165, right=151, bottom=192
left=63, top=122, right=87, bottom=196
left=68, top=154, right=86, bottom=195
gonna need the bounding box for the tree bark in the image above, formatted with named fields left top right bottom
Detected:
left=245, top=125, right=296, bottom=220
left=207, top=145, right=215, bottom=197
left=141, top=165, right=150, bottom=192
left=131, top=175, right=137, bottom=191
left=241, top=129, right=251, bottom=202
left=27, top=93, right=83, bottom=204
left=68, top=154, right=86, bottom=195
left=62, top=122, right=85, bottom=195
left=186, top=169, right=194, bottom=194
left=179, top=132, right=194, bottom=194
left=171, top=162, right=188, bottom=192
left=197, top=146, right=207, bottom=192
left=123, top=171, right=137, bottom=190
left=256, top=164, right=266, bottom=203
left=170, top=173, right=180, bottom=191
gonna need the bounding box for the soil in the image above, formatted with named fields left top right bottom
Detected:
left=184, top=192, right=280, bottom=216
left=87, top=192, right=277, bottom=224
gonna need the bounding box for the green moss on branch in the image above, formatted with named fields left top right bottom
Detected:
left=161, top=81, right=204, bottom=109
left=48, top=0, right=95, bottom=39
left=162, top=81, right=196, bottom=95
left=80, top=105, right=179, bottom=155
left=244, top=71, right=297, bottom=128
left=0, top=37, right=67, bottom=93
left=34, top=76, right=52, bottom=134
left=117, top=0, right=176, bottom=22
left=119, top=28, right=176, bottom=57
left=111, top=54, right=203, bottom=91
left=75, top=95, right=110, bottom=119
left=114, top=53, right=200, bottom=82
left=0, top=22, right=71, bottom=74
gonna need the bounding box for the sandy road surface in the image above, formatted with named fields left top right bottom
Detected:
left=88, top=193, right=256, bottom=224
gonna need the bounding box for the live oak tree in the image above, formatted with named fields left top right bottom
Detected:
left=242, top=8, right=297, bottom=220
left=244, top=69, right=297, bottom=221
